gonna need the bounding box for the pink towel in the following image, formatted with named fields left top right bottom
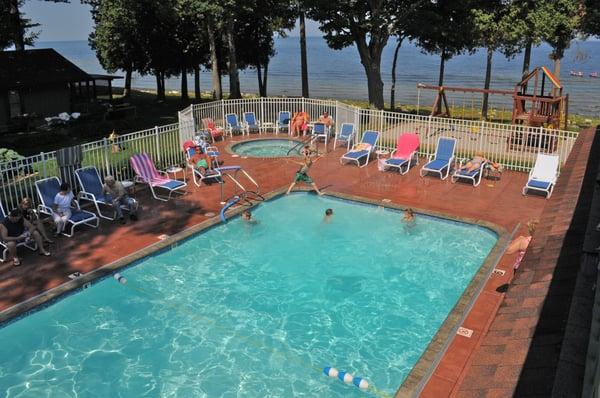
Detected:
left=393, top=133, right=420, bottom=160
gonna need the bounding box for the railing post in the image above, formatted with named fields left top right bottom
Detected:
left=221, top=99, right=226, bottom=128
left=479, top=119, right=486, bottom=154
left=260, top=97, right=265, bottom=131
left=41, top=151, right=47, bottom=179
left=155, top=126, right=161, bottom=163
left=102, top=138, right=110, bottom=176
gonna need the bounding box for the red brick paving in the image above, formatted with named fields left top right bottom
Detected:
left=1, top=130, right=594, bottom=396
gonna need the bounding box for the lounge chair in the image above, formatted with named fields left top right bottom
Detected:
left=311, top=122, right=329, bottom=145
left=420, top=137, right=456, bottom=180
left=276, top=111, right=291, bottom=134
left=243, top=112, right=261, bottom=134
left=225, top=114, right=244, bottom=136
left=35, top=177, right=99, bottom=237
left=0, top=201, right=37, bottom=262
left=75, top=166, right=134, bottom=220
left=340, top=130, right=379, bottom=167
left=382, top=133, right=420, bottom=174
left=522, top=153, right=560, bottom=198
left=130, top=153, right=187, bottom=201
left=201, top=118, right=224, bottom=142
left=451, top=158, right=487, bottom=187
left=184, top=139, right=220, bottom=165
left=185, top=147, right=223, bottom=187
left=333, top=123, right=356, bottom=150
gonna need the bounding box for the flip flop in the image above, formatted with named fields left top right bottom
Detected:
left=39, top=251, right=51, bottom=256
left=13, top=258, right=21, bottom=266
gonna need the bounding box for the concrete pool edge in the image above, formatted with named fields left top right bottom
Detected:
left=0, top=187, right=510, bottom=397
left=225, top=136, right=305, bottom=158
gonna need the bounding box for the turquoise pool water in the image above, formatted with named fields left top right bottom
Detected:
left=0, top=194, right=497, bottom=397
left=231, top=139, right=302, bottom=157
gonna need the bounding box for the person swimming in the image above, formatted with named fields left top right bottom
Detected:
left=241, top=210, right=257, bottom=224
left=402, top=208, right=415, bottom=226
left=323, top=208, right=333, bottom=223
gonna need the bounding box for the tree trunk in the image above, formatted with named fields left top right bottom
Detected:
left=481, top=47, right=493, bottom=119
left=263, top=61, right=269, bottom=97
left=390, top=38, right=403, bottom=112
left=226, top=19, right=241, bottom=99
left=552, top=57, right=561, bottom=96
left=181, top=65, right=189, bottom=102
left=299, top=11, right=309, bottom=97
left=9, top=0, right=25, bottom=51
left=436, top=49, right=447, bottom=115
left=123, top=65, right=132, bottom=98
left=522, top=40, right=532, bottom=76
left=256, top=61, right=265, bottom=96
left=207, top=20, right=222, bottom=100
left=161, top=73, right=166, bottom=101
left=194, top=65, right=201, bottom=100
left=155, top=72, right=162, bottom=101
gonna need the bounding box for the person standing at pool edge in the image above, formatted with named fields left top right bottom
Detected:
left=286, top=150, right=324, bottom=195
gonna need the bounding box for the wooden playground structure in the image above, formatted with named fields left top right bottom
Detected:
left=419, top=66, right=569, bottom=130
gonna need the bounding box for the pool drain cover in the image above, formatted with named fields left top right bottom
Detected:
left=457, top=327, right=473, bottom=338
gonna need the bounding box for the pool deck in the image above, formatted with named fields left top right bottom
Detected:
left=0, top=129, right=596, bottom=396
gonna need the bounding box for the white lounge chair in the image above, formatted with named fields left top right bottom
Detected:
left=522, top=153, right=560, bottom=198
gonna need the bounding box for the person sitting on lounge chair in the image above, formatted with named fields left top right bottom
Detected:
left=188, top=151, right=214, bottom=174
left=20, top=197, right=53, bottom=244
left=317, top=111, right=334, bottom=129
left=103, top=176, right=138, bottom=224
left=53, top=182, right=75, bottom=236
left=291, top=111, right=309, bottom=136
left=1, top=208, right=50, bottom=266
left=459, top=153, right=501, bottom=173
left=507, top=219, right=538, bottom=271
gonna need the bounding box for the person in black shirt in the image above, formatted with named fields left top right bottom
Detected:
left=19, top=197, right=53, bottom=243
left=1, top=209, right=50, bottom=266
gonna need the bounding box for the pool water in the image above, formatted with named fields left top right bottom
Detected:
left=231, top=138, right=302, bottom=157
left=0, top=194, right=497, bottom=397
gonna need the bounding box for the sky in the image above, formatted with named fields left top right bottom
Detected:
left=21, top=1, right=322, bottom=42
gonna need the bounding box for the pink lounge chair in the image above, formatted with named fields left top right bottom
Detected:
left=130, top=153, right=187, bottom=201
left=382, top=133, right=420, bottom=174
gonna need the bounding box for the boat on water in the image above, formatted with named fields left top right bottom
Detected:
left=570, top=70, right=584, bottom=77
left=591, top=72, right=599, bottom=78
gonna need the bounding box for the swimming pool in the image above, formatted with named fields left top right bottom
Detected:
left=0, top=194, right=497, bottom=397
left=231, top=138, right=303, bottom=157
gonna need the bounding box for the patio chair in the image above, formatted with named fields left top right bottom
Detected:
left=451, top=158, right=487, bottom=187
left=185, top=147, right=223, bottom=187
left=130, top=153, right=187, bottom=201
left=75, top=166, right=135, bottom=220
left=35, top=177, right=99, bottom=237
left=311, top=122, right=329, bottom=146
left=0, top=201, right=37, bottom=262
left=225, top=114, right=244, bottom=136
left=340, top=130, right=379, bottom=167
left=522, top=153, right=560, bottom=198
left=382, top=133, right=420, bottom=175
left=201, top=118, right=224, bottom=142
left=333, top=123, right=356, bottom=150
left=420, top=137, right=456, bottom=180
left=184, top=139, right=220, bottom=165
left=243, top=112, right=261, bottom=134
left=276, top=111, right=291, bottom=134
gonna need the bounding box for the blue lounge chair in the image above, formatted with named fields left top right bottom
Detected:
left=130, top=153, right=187, bottom=201
left=522, top=153, right=560, bottom=198
left=420, top=137, right=456, bottom=180
left=311, top=123, right=329, bottom=145
left=333, top=123, right=356, bottom=150
left=243, top=112, right=261, bottom=134
left=35, top=177, right=99, bottom=237
left=75, top=166, right=135, bottom=220
left=451, top=158, right=487, bottom=187
left=226, top=114, right=244, bottom=136
left=276, top=111, right=291, bottom=134
left=340, top=130, right=379, bottom=167
left=185, top=147, right=223, bottom=187
left=0, top=201, right=37, bottom=262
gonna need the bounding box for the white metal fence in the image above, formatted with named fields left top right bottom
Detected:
left=0, top=123, right=183, bottom=210
left=186, top=97, right=578, bottom=173
left=0, top=97, right=580, bottom=212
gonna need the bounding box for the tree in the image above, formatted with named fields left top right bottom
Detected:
left=4, top=0, right=67, bottom=51
left=411, top=1, right=478, bottom=89
left=307, top=0, right=410, bottom=109
left=581, top=0, right=600, bottom=35
left=472, top=0, right=521, bottom=118
left=299, top=10, right=309, bottom=97
left=86, top=0, right=145, bottom=98
left=541, top=0, right=581, bottom=78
